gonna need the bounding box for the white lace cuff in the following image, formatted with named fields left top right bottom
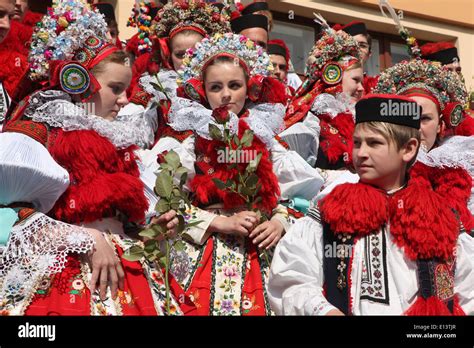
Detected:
left=0, top=212, right=95, bottom=301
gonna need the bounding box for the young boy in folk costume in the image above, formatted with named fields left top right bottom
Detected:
left=269, top=94, right=474, bottom=315
left=5, top=0, right=189, bottom=315
left=374, top=59, right=474, bottom=218
left=154, top=32, right=323, bottom=315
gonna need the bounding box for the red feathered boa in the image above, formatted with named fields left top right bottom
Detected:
left=47, top=128, right=149, bottom=224
left=319, top=162, right=472, bottom=315
left=0, top=21, right=31, bottom=96
left=190, top=117, right=280, bottom=215
left=318, top=112, right=354, bottom=166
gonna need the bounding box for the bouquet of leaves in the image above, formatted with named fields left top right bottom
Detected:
left=123, top=150, right=201, bottom=315
left=209, top=107, right=271, bottom=265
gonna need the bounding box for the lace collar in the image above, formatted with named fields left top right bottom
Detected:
left=168, top=97, right=285, bottom=147
left=25, top=90, right=154, bottom=149
left=416, top=136, right=474, bottom=175
left=139, top=69, right=178, bottom=101
left=311, top=92, right=355, bottom=119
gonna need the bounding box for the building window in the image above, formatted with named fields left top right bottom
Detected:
left=365, top=38, right=380, bottom=76
left=389, top=42, right=411, bottom=65
left=271, top=19, right=315, bottom=75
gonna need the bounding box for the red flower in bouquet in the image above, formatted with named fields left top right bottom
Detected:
left=212, top=106, right=230, bottom=124
left=157, top=150, right=169, bottom=165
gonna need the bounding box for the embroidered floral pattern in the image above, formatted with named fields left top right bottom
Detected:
left=434, top=260, right=455, bottom=301
left=148, top=267, right=181, bottom=316
left=210, top=235, right=246, bottom=316
left=360, top=229, right=389, bottom=304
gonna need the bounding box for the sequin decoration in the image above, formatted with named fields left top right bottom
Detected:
left=322, top=63, right=343, bottom=85
left=60, top=63, right=90, bottom=95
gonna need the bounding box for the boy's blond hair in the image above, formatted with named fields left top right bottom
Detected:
left=357, top=121, right=421, bottom=167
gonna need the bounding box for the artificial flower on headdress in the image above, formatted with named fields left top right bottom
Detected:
left=28, top=0, right=119, bottom=101
left=379, top=0, right=421, bottom=58
left=29, top=0, right=111, bottom=80
left=177, top=32, right=286, bottom=105
left=152, top=0, right=231, bottom=40
left=304, top=14, right=362, bottom=85
left=373, top=59, right=468, bottom=129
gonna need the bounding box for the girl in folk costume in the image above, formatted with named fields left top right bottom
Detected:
left=156, top=32, right=322, bottom=315
left=126, top=0, right=231, bottom=151
left=5, top=0, right=191, bottom=315
left=269, top=94, right=474, bottom=315
left=281, top=15, right=364, bottom=199
left=374, top=59, right=474, bottom=220
left=332, top=21, right=378, bottom=95
left=0, top=129, right=95, bottom=315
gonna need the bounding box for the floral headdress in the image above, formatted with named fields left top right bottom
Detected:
left=177, top=32, right=283, bottom=104
left=152, top=0, right=231, bottom=39
left=305, top=14, right=361, bottom=85
left=374, top=59, right=468, bottom=128
left=28, top=0, right=118, bottom=100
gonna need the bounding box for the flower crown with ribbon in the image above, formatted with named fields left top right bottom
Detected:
left=152, top=0, right=231, bottom=39
left=374, top=59, right=468, bottom=128
left=177, top=32, right=278, bottom=104
left=304, top=13, right=362, bottom=87
left=28, top=0, right=118, bottom=100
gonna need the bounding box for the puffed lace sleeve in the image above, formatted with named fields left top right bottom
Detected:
left=268, top=211, right=338, bottom=315
left=116, top=101, right=159, bottom=149
left=278, top=111, right=321, bottom=167
left=270, top=138, right=324, bottom=201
